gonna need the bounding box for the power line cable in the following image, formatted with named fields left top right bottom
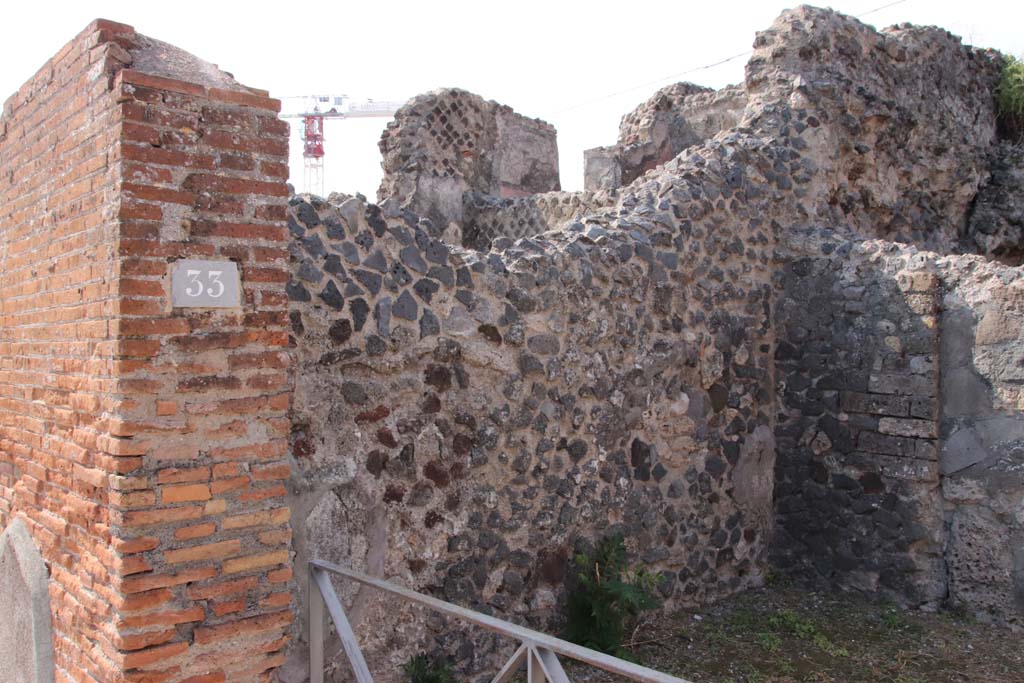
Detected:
left=554, top=51, right=752, bottom=114
left=554, top=0, right=910, bottom=115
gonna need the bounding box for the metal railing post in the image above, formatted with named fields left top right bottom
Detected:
left=534, top=647, right=571, bottom=683
left=312, top=565, right=375, bottom=683
left=528, top=645, right=544, bottom=683
left=310, top=565, right=325, bottom=683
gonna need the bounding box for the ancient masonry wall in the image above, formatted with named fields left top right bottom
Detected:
left=286, top=125, right=782, bottom=673
left=459, top=190, right=605, bottom=252
left=772, top=236, right=946, bottom=607
left=378, top=89, right=561, bottom=236
left=584, top=84, right=747, bottom=192
left=772, top=235, right=1024, bottom=624
left=967, top=141, right=1024, bottom=262
left=1, top=20, right=295, bottom=683
left=939, top=259, right=1024, bottom=623
left=2, top=6, right=1023, bottom=683
left=283, top=12, right=1023, bottom=675
left=106, top=63, right=294, bottom=682
left=0, top=20, right=128, bottom=682
left=377, top=88, right=625, bottom=255
left=750, top=9, right=1022, bottom=623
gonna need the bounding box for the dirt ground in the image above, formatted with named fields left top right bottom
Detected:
left=565, top=582, right=1023, bottom=683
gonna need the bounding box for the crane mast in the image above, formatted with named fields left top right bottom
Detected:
left=278, top=94, right=403, bottom=196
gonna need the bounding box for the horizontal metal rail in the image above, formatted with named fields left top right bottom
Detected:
left=309, top=558, right=693, bottom=683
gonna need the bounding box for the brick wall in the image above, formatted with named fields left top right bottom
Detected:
left=0, top=19, right=132, bottom=683
left=1, top=20, right=293, bottom=683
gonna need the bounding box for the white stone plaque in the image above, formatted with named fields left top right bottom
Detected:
left=1, top=519, right=55, bottom=683
left=171, top=259, right=241, bottom=308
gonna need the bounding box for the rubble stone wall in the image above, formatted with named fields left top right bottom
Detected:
left=751, top=9, right=1022, bottom=625
left=286, top=122, right=782, bottom=674
left=938, top=258, right=1024, bottom=624
left=459, top=190, right=606, bottom=252
left=377, top=89, right=560, bottom=236
left=967, top=141, right=1024, bottom=263
left=747, top=14, right=1001, bottom=252
left=584, top=84, right=747, bottom=192
left=288, top=9, right=1024, bottom=672
left=773, top=236, right=1024, bottom=625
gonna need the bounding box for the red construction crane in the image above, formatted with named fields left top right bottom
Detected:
left=279, top=95, right=404, bottom=196
left=302, top=114, right=325, bottom=159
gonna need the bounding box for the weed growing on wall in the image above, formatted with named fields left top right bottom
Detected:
left=996, top=55, right=1024, bottom=140
left=564, top=534, right=659, bottom=657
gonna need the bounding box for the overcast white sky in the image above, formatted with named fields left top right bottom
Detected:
left=2, top=1, right=1022, bottom=196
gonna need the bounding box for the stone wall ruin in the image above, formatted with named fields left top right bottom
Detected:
left=1, top=5, right=1023, bottom=683
left=584, top=83, right=747, bottom=192
left=284, top=6, right=1024, bottom=677
left=772, top=235, right=1024, bottom=625
left=377, top=89, right=564, bottom=251
left=286, top=142, right=779, bottom=674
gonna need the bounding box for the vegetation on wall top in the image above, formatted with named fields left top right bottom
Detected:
left=996, top=55, right=1024, bottom=140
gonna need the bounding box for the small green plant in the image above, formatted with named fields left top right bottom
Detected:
left=882, top=608, right=904, bottom=630
left=766, top=608, right=849, bottom=657
left=768, top=609, right=817, bottom=640
left=404, top=653, right=456, bottom=683
left=564, top=534, right=660, bottom=656
left=812, top=632, right=850, bottom=657
left=755, top=631, right=781, bottom=653
left=996, top=55, right=1024, bottom=140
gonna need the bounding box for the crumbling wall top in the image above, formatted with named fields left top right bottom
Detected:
left=377, top=88, right=560, bottom=236
left=128, top=34, right=252, bottom=92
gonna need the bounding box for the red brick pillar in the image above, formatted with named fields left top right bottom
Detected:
left=1, top=19, right=137, bottom=683
left=2, top=19, right=294, bottom=683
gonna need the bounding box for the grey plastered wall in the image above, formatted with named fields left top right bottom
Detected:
left=938, top=261, right=1024, bottom=624
left=0, top=518, right=55, bottom=683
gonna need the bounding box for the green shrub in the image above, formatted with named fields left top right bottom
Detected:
left=996, top=55, right=1024, bottom=140
left=404, top=653, right=456, bottom=683
left=564, top=534, right=660, bottom=657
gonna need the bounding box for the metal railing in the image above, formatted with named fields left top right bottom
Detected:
left=309, top=559, right=693, bottom=683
